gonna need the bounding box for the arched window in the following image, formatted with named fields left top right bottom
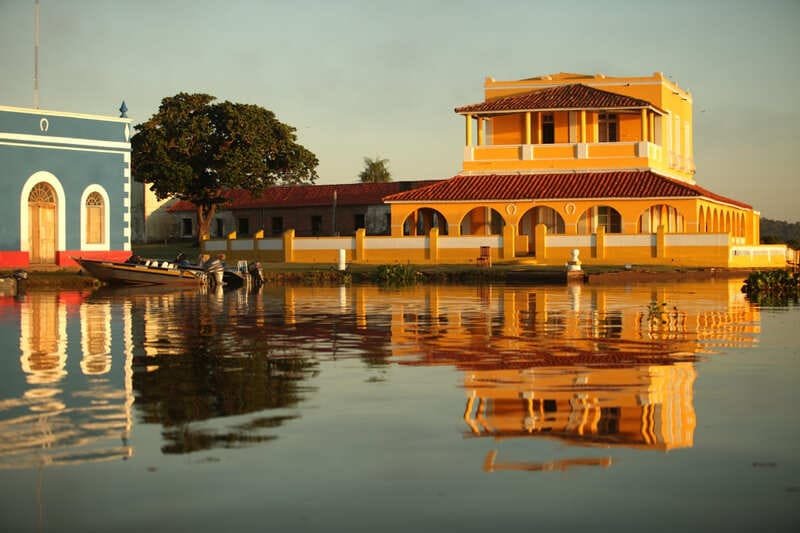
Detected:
left=637, top=204, right=685, bottom=233
left=29, top=182, right=56, bottom=204
left=85, top=192, right=105, bottom=244
left=577, top=205, right=622, bottom=234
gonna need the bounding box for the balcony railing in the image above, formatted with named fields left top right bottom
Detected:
left=463, top=141, right=693, bottom=174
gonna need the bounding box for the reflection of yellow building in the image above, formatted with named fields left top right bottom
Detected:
left=464, top=363, right=696, bottom=451
left=281, top=280, right=759, bottom=455
left=0, top=281, right=762, bottom=468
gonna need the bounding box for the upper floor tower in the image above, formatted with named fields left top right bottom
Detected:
left=456, top=72, right=695, bottom=183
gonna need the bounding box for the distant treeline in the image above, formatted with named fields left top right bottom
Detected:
left=761, top=218, right=800, bottom=248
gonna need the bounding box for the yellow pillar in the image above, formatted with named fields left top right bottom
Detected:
left=355, top=228, right=366, bottom=262
left=282, top=229, right=295, bottom=263
left=753, top=213, right=760, bottom=244
left=502, top=223, right=515, bottom=260
left=656, top=225, right=666, bottom=259
left=465, top=114, right=473, bottom=146
left=428, top=226, right=439, bottom=263
left=534, top=223, right=547, bottom=259
left=535, top=111, right=542, bottom=144
left=580, top=110, right=586, bottom=143
left=595, top=225, right=606, bottom=260
left=477, top=117, right=485, bottom=146
left=525, top=112, right=532, bottom=144
left=648, top=112, right=655, bottom=143
left=641, top=109, right=648, bottom=141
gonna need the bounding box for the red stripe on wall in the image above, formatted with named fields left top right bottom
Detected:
left=0, top=252, right=30, bottom=268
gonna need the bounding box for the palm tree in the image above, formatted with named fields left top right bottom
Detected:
left=359, top=156, right=392, bottom=183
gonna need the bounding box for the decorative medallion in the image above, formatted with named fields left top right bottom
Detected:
left=39, top=118, right=49, bottom=133
left=564, top=202, right=576, bottom=215
left=505, top=203, right=517, bottom=216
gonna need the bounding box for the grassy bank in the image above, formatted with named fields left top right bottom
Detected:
left=3, top=246, right=768, bottom=291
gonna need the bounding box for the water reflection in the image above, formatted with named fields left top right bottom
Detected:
left=122, top=288, right=317, bottom=455
left=0, top=280, right=759, bottom=470
left=283, top=282, right=758, bottom=467
left=1, top=291, right=134, bottom=469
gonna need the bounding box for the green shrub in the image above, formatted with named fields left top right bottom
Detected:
left=373, top=264, right=421, bottom=286
left=742, top=270, right=800, bottom=305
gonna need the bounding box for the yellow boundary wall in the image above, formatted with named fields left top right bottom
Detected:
left=200, top=225, right=788, bottom=268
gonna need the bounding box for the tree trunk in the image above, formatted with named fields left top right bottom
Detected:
left=196, top=204, right=217, bottom=246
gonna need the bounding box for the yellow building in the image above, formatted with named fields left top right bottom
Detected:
left=383, top=72, right=786, bottom=267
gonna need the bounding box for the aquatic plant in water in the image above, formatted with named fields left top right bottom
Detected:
left=643, top=301, right=686, bottom=339
left=373, top=264, right=421, bottom=286
left=741, top=269, right=800, bottom=305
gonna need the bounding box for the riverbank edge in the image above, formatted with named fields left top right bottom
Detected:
left=1, top=263, right=765, bottom=290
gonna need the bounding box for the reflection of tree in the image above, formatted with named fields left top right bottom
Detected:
left=134, top=350, right=316, bottom=454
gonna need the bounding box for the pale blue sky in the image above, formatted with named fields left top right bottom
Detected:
left=1, top=0, right=798, bottom=220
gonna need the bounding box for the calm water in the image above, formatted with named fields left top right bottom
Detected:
left=0, top=280, right=798, bottom=532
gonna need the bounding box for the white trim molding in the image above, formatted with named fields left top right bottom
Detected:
left=0, top=132, right=130, bottom=151
left=19, top=171, right=67, bottom=253
left=80, top=184, right=111, bottom=251
left=0, top=104, right=132, bottom=124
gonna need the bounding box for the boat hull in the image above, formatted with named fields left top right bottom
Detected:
left=75, top=258, right=205, bottom=286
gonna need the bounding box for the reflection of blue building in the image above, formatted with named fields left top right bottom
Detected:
left=0, top=105, right=131, bottom=267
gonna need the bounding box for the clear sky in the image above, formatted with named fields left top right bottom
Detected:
left=1, top=0, right=798, bottom=221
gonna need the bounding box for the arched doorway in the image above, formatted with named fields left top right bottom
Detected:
left=28, top=182, right=57, bottom=264
left=402, top=208, right=448, bottom=236
left=519, top=206, right=565, bottom=256
left=460, top=207, right=505, bottom=235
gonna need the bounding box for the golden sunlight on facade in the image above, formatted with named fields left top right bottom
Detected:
left=382, top=72, right=787, bottom=268
left=205, top=71, right=786, bottom=268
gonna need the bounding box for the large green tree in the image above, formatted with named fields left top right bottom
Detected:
left=358, top=156, right=392, bottom=183
left=132, top=93, right=318, bottom=241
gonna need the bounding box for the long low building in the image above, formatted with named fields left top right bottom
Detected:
left=168, top=180, right=438, bottom=239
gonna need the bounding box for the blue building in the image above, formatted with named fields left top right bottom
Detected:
left=0, top=105, right=131, bottom=267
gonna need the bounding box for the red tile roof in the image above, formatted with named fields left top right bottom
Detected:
left=383, top=171, right=752, bottom=209
left=167, top=181, right=440, bottom=212
left=455, top=84, right=655, bottom=114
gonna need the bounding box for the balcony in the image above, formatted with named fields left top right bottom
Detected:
left=462, top=141, right=694, bottom=174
